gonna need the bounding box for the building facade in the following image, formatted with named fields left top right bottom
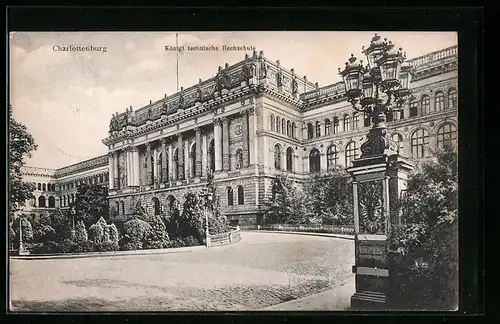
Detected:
left=20, top=45, right=458, bottom=226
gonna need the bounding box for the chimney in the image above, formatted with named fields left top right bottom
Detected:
left=199, top=78, right=202, bottom=84
left=164, top=93, right=167, bottom=98
left=225, top=63, right=229, bottom=69
left=291, top=68, right=295, bottom=75
left=315, top=82, right=319, bottom=90
left=253, top=49, right=257, bottom=57
left=180, top=86, right=184, bottom=92
left=303, top=75, right=307, bottom=81
left=149, top=100, right=152, bottom=104
left=218, top=66, right=222, bottom=72
left=259, top=50, right=264, bottom=58
left=276, top=60, right=280, bottom=67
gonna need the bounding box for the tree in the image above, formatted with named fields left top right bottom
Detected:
left=32, top=213, right=56, bottom=244
left=181, top=192, right=205, bottom=243
left=108, top=223, right=119, bottom=245
left=264, top=175, right=306, bottom=224
left=303, top=167, right=353, bottom=226
left=74, top=220, right=88, bottom=243
left=390, top=142, right=458, bottom=310
left=74, top=184, right=109, bottom=227
left=88, top=223, right=104, bottom=245
left=9, top=107, right=37, bottom=222
left=204, top=170, right=229, bottom=233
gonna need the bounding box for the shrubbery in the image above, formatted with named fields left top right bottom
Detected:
left=120, top=218, right=152, bottom=251
left=389, top=143, right=458, bottom=310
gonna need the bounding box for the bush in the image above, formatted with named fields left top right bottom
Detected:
left=88, top=223, right=104, bottom=245
left=144, top=215, right=170, bottom=249
left=390, top=143, right=458, bottom=310
left=120, top=218, right=152, bottom=251
left=182, top=236, right=201, bottom=247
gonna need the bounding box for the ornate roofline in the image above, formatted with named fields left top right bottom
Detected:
left=54, top=154, right=108, bottom=178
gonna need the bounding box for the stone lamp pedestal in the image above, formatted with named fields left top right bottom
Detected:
left=347, top=153, right=414, bottom=310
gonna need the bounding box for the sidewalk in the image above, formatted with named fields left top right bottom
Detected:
left=246, top=230, right=354, bottom=241
left=260, top=276, right=355, bottom=311
left=10, top=245, right=206, bottom=260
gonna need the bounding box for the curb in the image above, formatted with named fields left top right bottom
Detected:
left=245, top=230, right=355, bottom=241
left=10, top=245, right=207, bottom=260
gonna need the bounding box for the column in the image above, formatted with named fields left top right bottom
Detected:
left=248, top=107, right=258, bottom=166
left=113, top=151, right=119, bottom=189
left=177, top=134, right=184, bottom=180
left=133, top=147, right=140, bottom=186
left=214, top=118, right=223, bottom=172
left=153, top=147, right=158, bottom=185
left=184, top=139, right=189, bottom=179
left=146, top=142, right=153, bottom=185
left=127, top=148, right=132, bottom=187
left=222, top=116, right=230, bottom=171
left=108, top=152, right=114, bottom=190
left=195, top=127, right=202, bottom=177
left=241, top=110, right=250, bottom=167
left=202, top=133, right=208, bottom=177
left=161, top=138, right=168, bottom=183
left=168, top=143, right=173, bottom=182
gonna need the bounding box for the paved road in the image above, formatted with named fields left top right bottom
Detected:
left=9, top=232, right=355, bottom=312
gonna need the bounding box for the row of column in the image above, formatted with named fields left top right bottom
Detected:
left=213, top=108, right=256, bottom=172
left=108, top=108, right=257, bottom=190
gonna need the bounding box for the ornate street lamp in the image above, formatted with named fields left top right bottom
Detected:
left=341, top=34, right=416, bottom=310
left=339, top=34, right=415, bottom=158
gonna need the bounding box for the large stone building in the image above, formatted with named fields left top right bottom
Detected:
left=20, top=43, right=458, bottom=226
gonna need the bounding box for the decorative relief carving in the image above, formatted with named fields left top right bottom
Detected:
left=357, top=180, right=385, bottom=235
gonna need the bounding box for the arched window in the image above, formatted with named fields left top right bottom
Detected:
left=276, top=117, right=280, bottom=134
left=409, top=98, right=418, bottom=117
left=411, top=128, right=430, bottom=158
left=190, top=144, right=196, bottom=178
left=282, top=120, right=286, bottom=134
left=270, top=114, right=275, bottom=131
left=99, top=174, right=104, bottom=183
left=274, top=144, right=282, bottom=170
left=115, top=201, right=120, bottom=214
left=38, top=196, right=46, bottom=208
left=363, top=112, right=371, bottom=127
left=353, top=112, right=360, bottom=130
left=292, top=122, right=297, bottom=139
left=307, top=123, right=314, bottom=139
left=235, top=149, right=243, bottom=169
left=152, top=197, right=161, bottom=215
left=327, top=145, right=339, bottom=170
left=345, top=142, right=359, bottom=167
left=59, top=197, right=62, bottom=207
left=435, top=91, right=445, bottom=111
left=437, top=123, right=457, bottom=148
left=105, top=173, right=109, bottom=181
left=63, top=196, right=67, bottom=207
left=287, top=120, right=291, bottom=137
left=421, top=95, right=430, bottom=115
left=209, top=139, right=215, bottom=173
left=343, top=114, right=351, bottom=132
left=167, top=195, right=176, bottom=211
left=333, top=117, right=340, bottom=133
left=237, top=185, right=244, bottom=205
left=121, top=201, right=125, bottom=215
left=173, top=148, right=179, bottom=180
left=309, top=149, right=321, bottom=173
left=48, top=196, right=56, bottom=208
left=315, top=121, right=321, bottom=137
left=227, top=187, right=234, bottom=206
left=448, top=88, right=457, bottom=108
left=391, top=133, right=404, bottom=152
left=325, top=119, right=331, bottom=135
left=47, top=184, right=51, bottom=191
left=286, top=147, right=294, bottom=172
left=150, top=152, right=155, bottom=184
left=42, top=183, right=46, bottom=191
left=71, top=194, right=75, bottom=204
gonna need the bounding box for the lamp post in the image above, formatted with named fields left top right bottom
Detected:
left=18, top=216, right=24, bottom=254
left=70, top=206, right=76, bottom=238
left=340, top=34, right=415, bottom=310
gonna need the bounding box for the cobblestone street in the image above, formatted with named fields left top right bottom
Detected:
left=10, top=232, right=354, bottom=312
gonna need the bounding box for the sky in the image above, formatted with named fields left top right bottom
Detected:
left=9, top=31, right=457, bottom=169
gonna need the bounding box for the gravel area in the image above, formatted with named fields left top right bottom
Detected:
left=10, top=232, right=355, bottom=312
